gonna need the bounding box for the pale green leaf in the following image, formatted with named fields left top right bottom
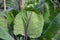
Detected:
left=0, top=14, right=8, bottom=31
left=14, top=11, right=44, bottom=38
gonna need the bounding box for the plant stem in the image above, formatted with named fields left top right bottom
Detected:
left=4, top=0, right=6, bottom=11
left=20, top=0, right=25, bottom=10
left=25, top=13, right=32, bottom=40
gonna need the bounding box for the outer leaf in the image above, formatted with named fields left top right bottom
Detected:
left=27, top=11, right=44, bottom=38
left=14, top=11, right=25, bottom=36
left=0, top=14, right=8, bottom=31
left=6, top=9, right=18, bottom=24
left=43, top=0, right=59, bottom=35
left=44, top=3, right=50, bottom=24
left=0, top=27, right=14, bottom=40
left=14, top=11, right=44, bottom=38
left=46, top=0, right=57, bottom=21
left=43, top=13, right=60, bottom=39
left=43, top=3, right=50, bottom=32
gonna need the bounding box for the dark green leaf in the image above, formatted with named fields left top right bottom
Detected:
left=6, top=9, right=18, bottom=24
left=43, top=13, right=60, bottom=39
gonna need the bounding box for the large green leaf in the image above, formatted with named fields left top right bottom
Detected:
left=0, top=27, right=14, bottom=40
left=43, top=13, right=60, bottom=39
left=14, top=11, right=25, bottom=36
left=27, top=11, right=44, bottom=38
left=14, top=11, right=44, bottom=38
left=0, top=14, right=8, bottom=31
left=43, top=0, right=58, bottom=34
